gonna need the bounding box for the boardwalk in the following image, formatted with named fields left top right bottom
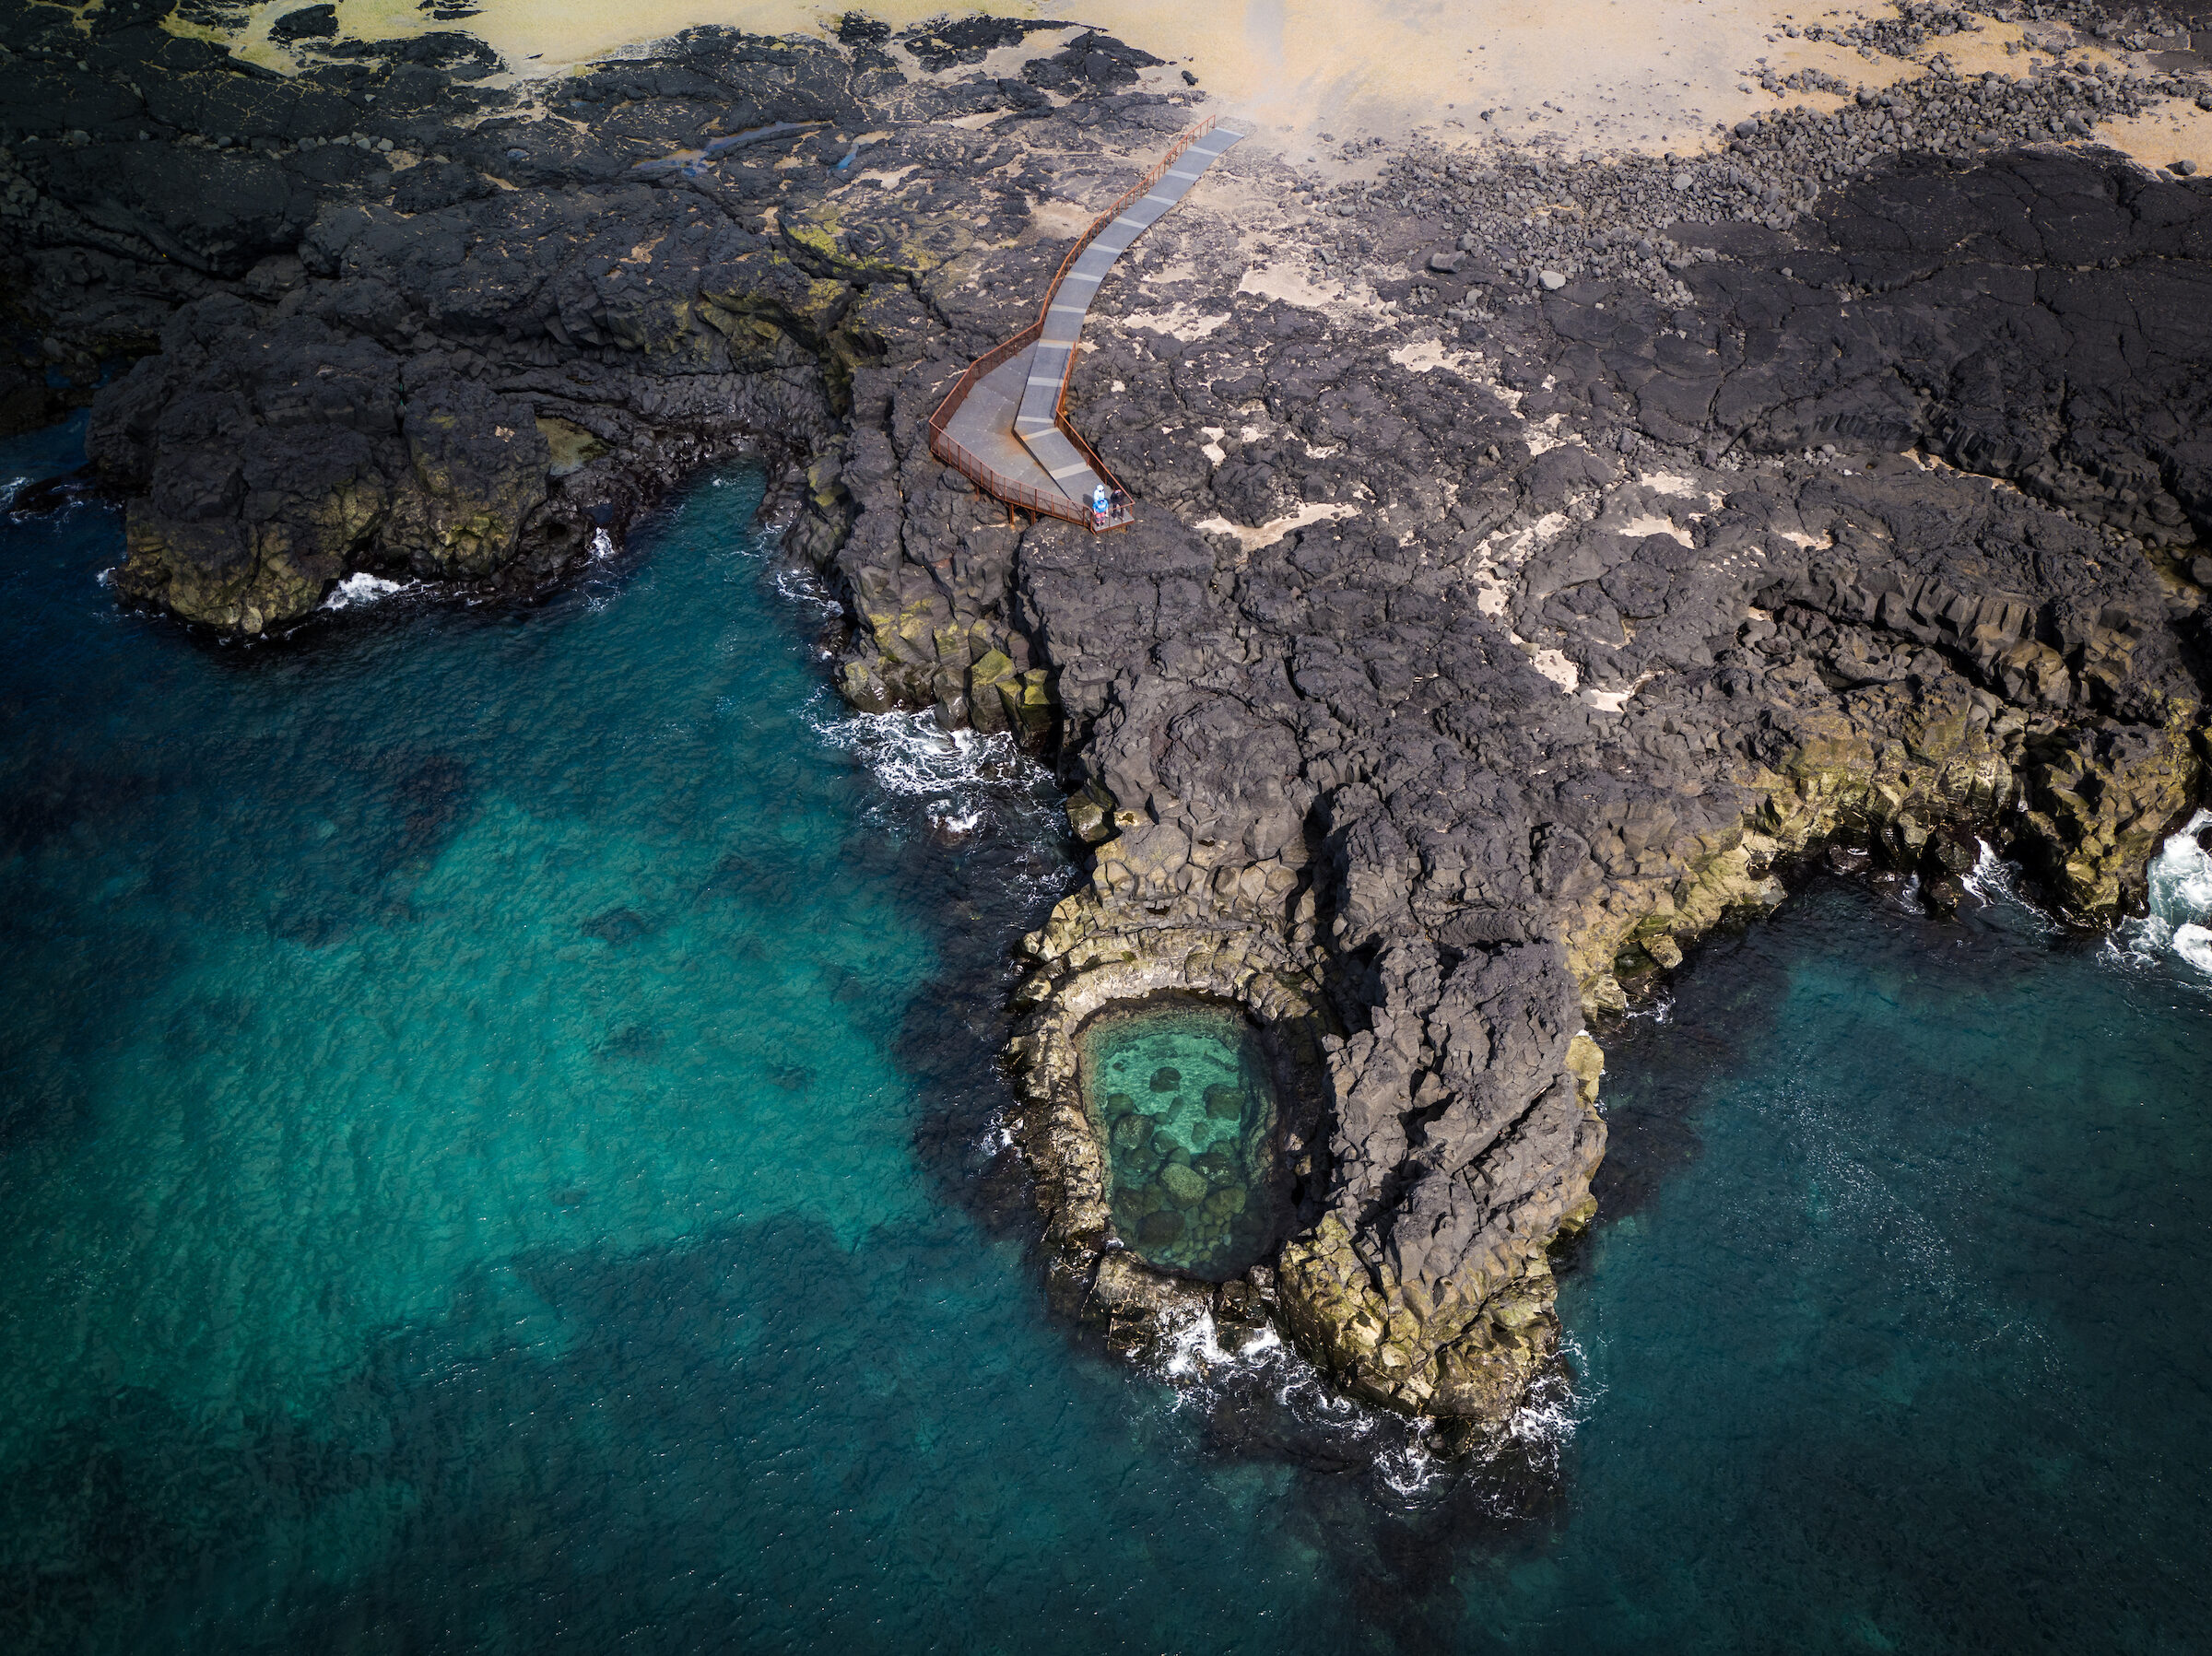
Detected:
left=929, top=117, right=1245, bottom=530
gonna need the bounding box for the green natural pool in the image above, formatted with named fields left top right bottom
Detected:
left=1078, top=997, right=1285, bottom=1280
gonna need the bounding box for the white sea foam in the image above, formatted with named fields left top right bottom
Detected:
left=807, top=702, right=1072, bottom=904
left=1141, top=1295, right=1589, bottom=1500
left=1151, top=1306, right=1295, bottom=1388
left=590, top=526, right=616, bottom=561
left=1374, top=1437, right=1444, bottom=1497
left=976, top=1108, right=1018, bottom=1157
left=825, top=710, right=1018, bottom=798
left=1960, top=837, right=2060, bottom=930
left=2147, top=809, right=2212, bottom=923
left=1494, top=1335, right=1594, bottom=1486
left=816, top=705, right=1052, bottom=831
left=1159, top=1309, right=1234, bottom=1379
left=2114, top=809, right=2212, bottom=975
left=322, top=571, right=417, bottom=609
left=772, top=564, right=839, bottom=615
left=1959, top=838, right=2008, bottom=904
left=2172, top=923, right=2212, bottom=976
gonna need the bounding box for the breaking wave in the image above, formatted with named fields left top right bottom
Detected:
left=322, top=570, right=419, bottom=610
left=2115, top=808, right=2212, bottom=976
left=1140, top=1301, right=1589, bottom=1507
left=811, top=703, right=1066, bottom=853
left=1960, top=836, right=2063, bottom=930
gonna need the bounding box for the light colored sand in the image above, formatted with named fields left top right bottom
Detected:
left=1885, top=25, right=2212, bottom=171
left=2093, top=101, right=2212, bottom=172
left=223, top=0, right=1028, bottom=75
left=220, top=1, right=2207, bottom=169
left=226, top=0, right=1896, bottom=154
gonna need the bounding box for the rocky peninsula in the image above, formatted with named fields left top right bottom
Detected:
left=6, top=0, right=2208, bottom=1439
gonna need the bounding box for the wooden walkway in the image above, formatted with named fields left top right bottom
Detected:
left=928, top=116, right=1244, bottom=531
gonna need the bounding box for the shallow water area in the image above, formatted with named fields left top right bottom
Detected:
left=1079, top=996, right=1284, bottom=1279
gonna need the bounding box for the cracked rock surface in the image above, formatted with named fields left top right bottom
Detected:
left=6, top=2, right=2209, bottom=1431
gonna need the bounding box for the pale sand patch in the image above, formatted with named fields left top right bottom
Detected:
left=1025, top=199, right=1094, bottom=239
left=1582, top=672, right=1655, bottom=711
left=2088, top=102, right=2212, bottom=173
left=1236, top=263, right=1342, bottom=310
left=218, top=0, right=2190, bottom=166
left=223, top=0, right=1009, bottom=76
left=1617, top=511, right=1695, bottom=544
left=205, top=0, right=2212, bottom=229
left=1913, top=24, right=2127, bottom=80
left=1528, top=647, right=1580, bottom=693
left=1120, top=304, right=1232, bottom=340
left=1194, top=500, right=1359, bottom=550
left=850, top=163, right=921, bottom=189
left=1387, top=336, right=1477, bottom=374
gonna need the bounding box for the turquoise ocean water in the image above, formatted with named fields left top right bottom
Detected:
left=2, top=419, right=2206, bottom=1652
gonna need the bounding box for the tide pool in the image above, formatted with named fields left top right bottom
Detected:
left=1080, top=995, right=1285, bottom=1279
left=1, top=421, right=2206, bottom=1653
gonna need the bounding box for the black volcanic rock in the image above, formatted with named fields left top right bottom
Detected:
left=0, top=363, right=49, bottom=438
left=269, top=6, right=338, bottom=43
left=137, top=66, right=357, bottom=140
left=322, top=31, right=503, bottom=83
left=392, top=159, right=496, bottom=215
left=898, top=15, right=1073, bottom=72
left=44, top=144, right=320, bottom=274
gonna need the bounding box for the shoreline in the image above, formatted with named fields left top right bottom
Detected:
left=4, top=2, right=2208, bottom=1434
left=203, top=0, right=2212, bottom=170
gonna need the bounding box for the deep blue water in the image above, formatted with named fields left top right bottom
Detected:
left=2, top=419, right=2206, bottom=1653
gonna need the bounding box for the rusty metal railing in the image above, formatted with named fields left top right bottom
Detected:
left=926, top=113, right=1225, bottom=532
left=924, top=319, right=1085, bottom=523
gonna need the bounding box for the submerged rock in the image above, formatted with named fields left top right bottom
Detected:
left=1137, top=1210, right=1184, bottom=1248
left=1158, top=1161, right=1207, bottom=1205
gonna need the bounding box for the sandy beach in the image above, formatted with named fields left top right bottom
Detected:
left=212, top=0, right=2211, bottom=170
